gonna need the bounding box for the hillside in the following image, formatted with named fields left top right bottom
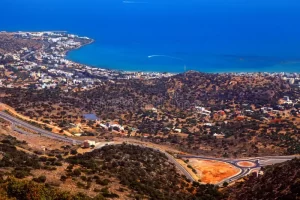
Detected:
left=66, top=144, right=222, bottom=200
left=0, top=121, right=299, bottom=199
left=223, top=158, right=300, bottom=200
left=0, top=33, right=42, bottom=54
left=0, top=126, right=221, bottom=200
left=1, top=71, right=299, bottom=158
left=0, top=178, right=107, bottom=200
left=0, top=32, right=42, bottom=64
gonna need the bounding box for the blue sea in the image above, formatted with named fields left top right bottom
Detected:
left=1, top=0, right=300, bottom=73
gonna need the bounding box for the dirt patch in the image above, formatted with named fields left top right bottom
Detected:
left=187, top=159, right=240, bottom=184
left=237, top=161, right=256, bottom=167
left=0, top=126, right=69, bottom=152
left=1, top=103, right=73, bottom=136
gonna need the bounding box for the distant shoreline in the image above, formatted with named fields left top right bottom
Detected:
left=64, top=38, right=133, bottom=73
left=10, top=30, right=298, bottom=75
left=65, top=40, right=300, bottom=74
left=65, top=39, right=179, bottom=74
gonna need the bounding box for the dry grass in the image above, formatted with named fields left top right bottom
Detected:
left=0, top=125, right=68, bottom=152
left=0, top=103, right=73, bottom=136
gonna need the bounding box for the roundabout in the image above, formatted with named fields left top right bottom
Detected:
left=236, top=161, right=257, bottom=168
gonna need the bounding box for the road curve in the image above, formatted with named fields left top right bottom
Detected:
left=0, top=112, right=195, bottom=182
left=0, top=111, right=82, bottom=144
left=179, top=154, right=299, bottom=186
left=95, top=142, right=196, bottom=182
left=1, top=111, right=298, bottom=185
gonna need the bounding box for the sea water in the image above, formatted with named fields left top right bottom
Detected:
left=1, top=0, right=300, bottom=73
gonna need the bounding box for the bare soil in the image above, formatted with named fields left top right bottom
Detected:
left=188, top=159, right=240, bottom=184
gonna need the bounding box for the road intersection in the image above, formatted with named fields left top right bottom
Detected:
left=178, top=154, right=299, bottom=185
left=0, top=110, right=299, bottom=186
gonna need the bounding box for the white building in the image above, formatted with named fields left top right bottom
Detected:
left=283, top=96, right=290, bottom=101
left=174, top=128, right=182, bottom=133
left=289, top=78, right=295, bottom=85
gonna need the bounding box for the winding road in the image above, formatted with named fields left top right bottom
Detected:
left=0, top=110, right=299, bottom=185
left=0, top=111, right=82, bottom=144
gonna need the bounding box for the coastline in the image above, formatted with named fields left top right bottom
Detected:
left=64, top=39, right=96, bottom=66
left=64, top=38, right=131, bottom=73
left=65, top=38, right=178, bottom=75
left=3, top=30, right=300, bottom=75
left=65, top=39, right=300, bottom=74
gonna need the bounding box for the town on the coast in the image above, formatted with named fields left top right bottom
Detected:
left=0, top=31, right=299, bottom=139
left=0, top=31, right=174, bottom=91
left=1, top=31, right=299, bottom=91
left=0, top=31, right=300, bottom=199
left=0, top=30, right=299, bottom=125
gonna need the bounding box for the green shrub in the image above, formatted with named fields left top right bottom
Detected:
left=33, top=175, right=47, bottom=183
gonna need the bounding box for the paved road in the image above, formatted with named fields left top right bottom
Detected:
left=179, top=155, right=257, bottom=185
left=163, top=150, right=195, bottom=182
left=21, top=51, right=35, bottom=60
left=12, top=125, right=33, bottom=135
left=179, top=154, right=299, bottom=186
left=0, top=112, right=196, bottom=182
left=1, top=111, right=298, bottom=185
left=21, top=41, right=50, bottom=60
left=0, top=111, right=82, bottom=144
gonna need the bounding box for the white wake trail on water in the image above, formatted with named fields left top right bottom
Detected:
left=123, top=1, right=148, bottom=4
left=148, top=55, right=184, bottom=61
